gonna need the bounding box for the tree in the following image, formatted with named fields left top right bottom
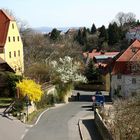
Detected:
left=98, top=25, right=108, bottom=41
left=50, top=56, right=86, bottom=101
left=16, top=79, right=43, bottom=102
left=76, top=27, right=87, bottom=46
left=50, top=28, right=60, bottom=41
left=108, top=22, right=120, bottom=45
left=50, top=56, right=86, bottom=84
left=85, top=59, right=97, bottom=82
left=115, top=12, right=136, bottom=28
left=91, top=23, right=96, bottom=34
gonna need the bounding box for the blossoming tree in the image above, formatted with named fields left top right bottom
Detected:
left=50, top=56, right=86, bottom=101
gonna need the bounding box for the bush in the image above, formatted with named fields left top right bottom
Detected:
left=0, top=72, right=22, bottom=97
left=106, top=94, right=140, bottom=140
left=36, top=93, right=57, bottom=109
left=56, top=83, right=73, bottom=102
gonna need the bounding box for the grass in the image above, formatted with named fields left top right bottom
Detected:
left=0, top=97, right=13, bottom=108
left=26, top=104, right=54, bottom=125
left=26, top=109, right=44, bottom=124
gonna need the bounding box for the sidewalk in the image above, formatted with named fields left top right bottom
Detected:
left=79, top=115, right=103, bottom=140
left=0, top=108, right=28, bottom=140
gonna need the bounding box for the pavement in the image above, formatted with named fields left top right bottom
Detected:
left=79, top=115, right=103, bottom=140
left=0, top=99, right=104, bottom=140
left=0, top=108, right=28, bottom=140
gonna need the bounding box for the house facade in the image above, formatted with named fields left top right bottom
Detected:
left=0, top=9, right=24, bottom=75
left=83, top=49, right=120, bottom=91
left=126, top=26, right=140, bottom=42
left=111, top=40, right=140, bottom=97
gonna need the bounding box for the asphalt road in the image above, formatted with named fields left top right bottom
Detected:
left=23, top=102, right=94, bottom=140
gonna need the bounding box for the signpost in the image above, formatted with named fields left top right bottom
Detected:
left=25, top=94, right=29, bottom=121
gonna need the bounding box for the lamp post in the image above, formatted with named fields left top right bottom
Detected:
left=25, top=94, right=29, bottom=121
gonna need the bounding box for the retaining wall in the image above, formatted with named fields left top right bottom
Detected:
left=94, top=109, right=113, bottom=140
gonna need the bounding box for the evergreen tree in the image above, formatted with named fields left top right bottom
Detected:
left=91, top=23, right=96, bottom=34
left=82, top=27, right=87, bottom=45
left=108, top=22, right=120, bottom=45
left=50, top=28, right=60, bottom=41
left=76, top=29, right=84, bottom=45
left=76, top=28, right=87, bottom=46
left=98, top=25, right=108, bottom=41
left=85, top=59, right=97, bottom=82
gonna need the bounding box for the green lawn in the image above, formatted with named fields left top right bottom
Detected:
left=0, top=98, right=13, bottom=108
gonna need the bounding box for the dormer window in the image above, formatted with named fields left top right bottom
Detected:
left=131, top=47, right=138, bottom=53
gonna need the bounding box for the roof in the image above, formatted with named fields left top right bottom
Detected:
left=112, top=40, right=140, bottom=74
left=0, top=9, right=15, bottom=47
left=88, top=49, right=119, bottom=60
left=95, top=55, right=117, bottom=59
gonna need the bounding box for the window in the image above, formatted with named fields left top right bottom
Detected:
left=9, top=52, right=11, bottom=58
left=132, top=78, right=136, bottom=84
left=117, top=74, right=122, bottom=79
left=13, top=37, right=15, bottom=42
left=18, top=50, right=20, bottom=56
left=12, top=23, right=14, bottom=29
left=14, top=51, right=16, bottom=57
left=17, top=36, right=20, bottom=41
left=8, top=36, right=10, bottom=42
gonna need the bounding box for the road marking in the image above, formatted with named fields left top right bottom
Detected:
left=33, top=104, right=65, bottom=126
left=34, top=109, right=49, bottom=126
left=21, top=129, right=29, bottom=140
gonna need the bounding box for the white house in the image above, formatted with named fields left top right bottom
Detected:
left=111, top=40, right=140, bottom=97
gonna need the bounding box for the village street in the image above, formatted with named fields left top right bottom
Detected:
left=23, top=101, right=102, bottom=140
left=0, top=91, right=104, bottom=140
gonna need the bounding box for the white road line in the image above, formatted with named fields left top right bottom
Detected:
left=34, top=109, right=49, bottom=126
left=21, top=129, right=29, bottom=140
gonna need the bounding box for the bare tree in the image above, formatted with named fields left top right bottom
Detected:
left=115, top=12, right=136, bottom=28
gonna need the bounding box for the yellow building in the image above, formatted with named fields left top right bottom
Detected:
left=0, top=9, right=24, bottom=75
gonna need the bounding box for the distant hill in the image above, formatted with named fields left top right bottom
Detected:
left=33, top=27, right=79, bottom=33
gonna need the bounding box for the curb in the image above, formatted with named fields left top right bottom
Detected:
left=28, top=103, right=66, bottom=127
left=78, top=119, right=84, bottom=140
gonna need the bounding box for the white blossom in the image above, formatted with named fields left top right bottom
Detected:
left=50, top=56, right=87, bottom=83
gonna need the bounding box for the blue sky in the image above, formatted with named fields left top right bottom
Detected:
left=1, top=0, right=140, bottom=28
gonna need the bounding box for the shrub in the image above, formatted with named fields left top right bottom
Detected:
left=16, top=79, right=43, bottom=102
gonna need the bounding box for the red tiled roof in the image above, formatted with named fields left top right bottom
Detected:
left=0, top=9, right=15, bottom=47
left=88, top=50, right=119, bottom=59
left=112, top=40, right=140, bottom=74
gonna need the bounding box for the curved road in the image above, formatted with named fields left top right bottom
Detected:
left=23, top=102, right=93, bottom=140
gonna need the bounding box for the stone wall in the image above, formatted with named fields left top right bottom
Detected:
left=94, top=109, right=113, bottom=140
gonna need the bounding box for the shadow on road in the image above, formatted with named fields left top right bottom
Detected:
left=82, top=119, right=103, bottom=140
left=81, top=105, right=93, bottom=111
